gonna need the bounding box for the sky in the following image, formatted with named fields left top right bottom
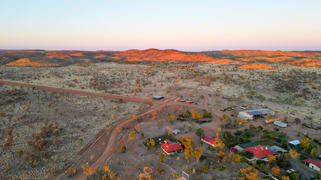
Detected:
left=1, top=0, right=321, bottom=51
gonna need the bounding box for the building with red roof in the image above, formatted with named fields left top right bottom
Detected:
left=177, top=116, right=187, bottom=121
left=201, top=136, right=216, bottom=147
left=161, top=139, right=183, bottom=155
left=244, top=145, right=277, bottom=160
left=303, top=159, right=321, bottom=171
left=199, top=118, right=212, bottom=123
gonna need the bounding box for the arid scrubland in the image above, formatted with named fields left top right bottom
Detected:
left=0, top=49, right=321, bottom=179
left=0, top=84, right=145, bottom=179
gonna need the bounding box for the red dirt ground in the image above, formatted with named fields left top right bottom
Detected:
left=112, top=49, right=215, bottom=62
left=238, top=63, right=274, bottom=70
left=208, top=59, right=240, bottom=64
left=5, top=58, right=58, bottom=67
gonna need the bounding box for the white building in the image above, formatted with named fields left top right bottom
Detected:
left=273, top=121, right=287, bottom=128
left=303, top=159, right=321, bottom=171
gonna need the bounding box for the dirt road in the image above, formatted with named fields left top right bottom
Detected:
left=0, top=80, right=158, bottom=105
left=0, top=80, right=209, bottom=180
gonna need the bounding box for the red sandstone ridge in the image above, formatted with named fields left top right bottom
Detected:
left=5, top=58, right=58, bottom=67
left=208, top=59, right=240, bottom=64
left=238, top=63, right=274, bottom=70
left=111, top=49, right=215, bottom=62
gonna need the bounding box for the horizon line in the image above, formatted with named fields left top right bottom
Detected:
left=1, top=48, right=321, bottom=52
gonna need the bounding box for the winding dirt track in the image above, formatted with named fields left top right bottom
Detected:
left=0, top=80, right=207, bottom=180
left=0, top=80, right=158, bottom=105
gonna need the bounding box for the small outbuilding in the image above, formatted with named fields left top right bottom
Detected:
left=303, top=159, right=321, bottom=171
left=237, top=109, right=274, bottom=121
left=177, top=116, right=187, bottom=121
left=273, top=121, right=287, bottom=128
left=230, top=145, right=244, bottom=153
left=268, top=146, right=287, bottom=153
left=288, top=140, right=301, bottom=148
left=153, top=96, right=164, bottom=100
left=171, top=129, right=181, bottom=135
left=198, top=118, right=212, bottom=123
left=201, top=136, right=216, bottom=147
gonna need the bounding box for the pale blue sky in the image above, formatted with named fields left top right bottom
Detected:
left=1, top=0, right=321, bottom=51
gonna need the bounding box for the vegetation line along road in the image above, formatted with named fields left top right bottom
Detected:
left=0, top=80, right=158, bottom=105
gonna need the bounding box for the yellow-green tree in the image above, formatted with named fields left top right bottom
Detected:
left=180, top=136, right=194, bottom=160
left=300, top=137, right=311, bottom=150
left=159, top=153, right=166, bottom=163
left=129, top=130, right=136, bottom=140
left=194, top=147, right=203, bottom=162
left=145, top=138, right=155, bottom=149
left=267, top=155, right=276, bottom=162
left=214, top=133, right=225, bottom=149
left=271, top=166, right=280, bottom=177
left=289, top=150, right=299, bottom=159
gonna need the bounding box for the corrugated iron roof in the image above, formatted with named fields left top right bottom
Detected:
left=239, top=109, right=273, bottom=116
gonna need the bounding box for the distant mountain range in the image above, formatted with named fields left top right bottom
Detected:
left=0, top=49, right=45, bottom=52
left=1, top=49, right=320, bottom=68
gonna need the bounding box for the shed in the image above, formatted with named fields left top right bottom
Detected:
left=199, top=118, right=212, bottom=123
left=153, top=96, right=164, bottom=100
left=269, top=146, right=287, bottom=153
left=237, top=109, right=274, bottom=121
left=230, top=145, right=244, bottom=153
left=288, top=140, right=301, bottom=147
left=273, top=121, right=287, bottom=128
left=177, top=116, right=186, bottom=121
left=201, top=136, right=216, bottom=147
left=171, top=129, right=181, bottom=135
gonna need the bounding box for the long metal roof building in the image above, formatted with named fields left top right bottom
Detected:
left=237, top=108, right=274, bottom=120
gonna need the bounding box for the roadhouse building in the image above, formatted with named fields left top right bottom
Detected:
left=237, top=109, right=274, bottom=121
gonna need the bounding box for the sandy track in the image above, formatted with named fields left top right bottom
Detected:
left=0, top=80, right=158, bottom=105
left=0, top=80, right=208, bottom=180
left=60, top=98, right=177, bottom=180
left=60, top=98, right=205, bottom=180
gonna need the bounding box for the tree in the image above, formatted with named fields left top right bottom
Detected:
left=271, top=166, right=280, bottom=177
left=139, top=166, right=153, bottom=180
left=239, top=167, right=260, bottom=180
left=289, top=172, right=300, bottom=180
left=81, top=162, right=94, bottom=176
left=194, top=147, right=203, bottom=162
left=120, top=145, right=126, bottom=153
left=170, top=114, right=176, bottom=121
left=180, top=136, right=194, bottom=160
left=129, top=130, right=136, bottom=140
left=202, top=109, right=212, bottom=118
left=220, top=114, right=229, bottom=123
left=300, top=137, right=311, bottom=151
left=281, top=176, right=290, bottom=180
left=267, top=155, right=276, bottom=162
left=289, top=150, right=299, bottom=159
left=159, top=153, right=166, bottom=163
left=214, top=133, right=225, bottom=149
left=145, top=138, right=155, bottom=149
left=183, top=110, right=191, bottom=118
left=190, top=109, right=199, bottom=120
left=195, top=128, right=205, bottom=138
left=310, top=147, right=317, bottom=156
